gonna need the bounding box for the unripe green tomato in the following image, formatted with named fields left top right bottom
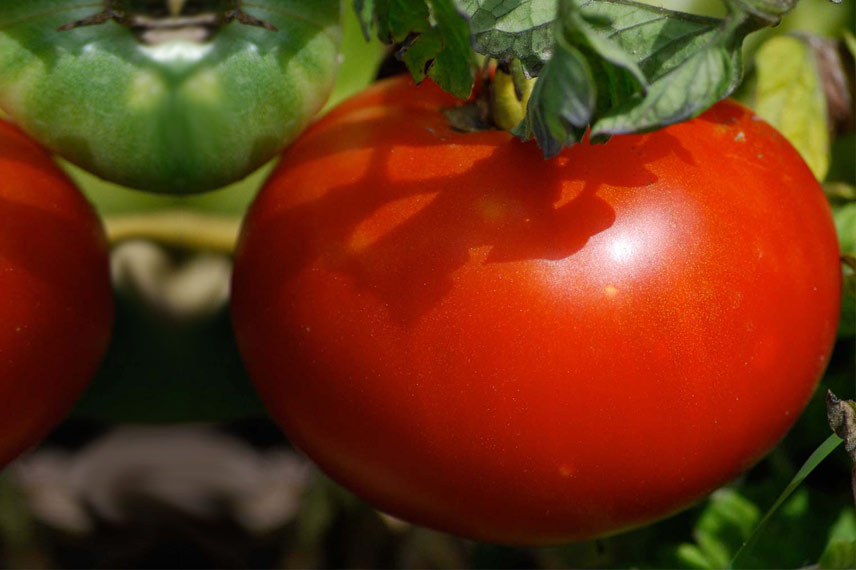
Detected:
left=0, top=0, right=341, bottom=193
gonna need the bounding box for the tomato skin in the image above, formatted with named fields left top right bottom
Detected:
left=0, top=120, right=112, bottom=467
left=231, top=77, right=841, bottom=544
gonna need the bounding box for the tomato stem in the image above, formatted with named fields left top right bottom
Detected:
left=490, top=63, right=536, bottom=132
left=444, top=63, right=535, bottom=133
left=103, top=210, right=241, bottom=254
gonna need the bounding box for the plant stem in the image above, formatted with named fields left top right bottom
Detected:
left=102, top=210, right=242, bottom=254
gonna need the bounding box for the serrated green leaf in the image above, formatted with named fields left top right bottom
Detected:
left=579, top=0, right=723, bottom=82
left=425, top=0, right=477, bottom=98
left=564, top=5, right=641, bottom=89
left=376, top=0, right=431, bottom=43
left=391, top=0, right=797, bottom=157
left=753, top=35, right=830, bottom=181
left=462, top=0, right=746, bottom=143
left=402, top=27, right=443, bottom=82
left=512, top=0, right=653, bottom=150
left=390, top=0, right=475, bottom=98
left=455, top=0, right=557, bottom=76
left=560, top=0, right=647, bottom=107
left=353, top=0, right=431, bottom=42
left=592, top=19, right=745, bottom=135
left=513, top=36, right=594, bottom=157
left=457, top=0, right=723, bottom=85
left=574, top=1, right=758, bottom=137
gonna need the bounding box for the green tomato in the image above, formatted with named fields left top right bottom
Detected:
left=0, top=0, right=340, bottom=193
left=58, top=0, right=278, bottom=34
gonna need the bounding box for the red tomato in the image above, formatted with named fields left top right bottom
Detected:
left=231, top=77, right=841, bottom=544
left=0, top=120, right=112, bottom=467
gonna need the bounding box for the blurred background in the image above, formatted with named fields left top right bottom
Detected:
left=0, top=0, right=853, bottom=568
left=0, top=346, right=853, bottom=569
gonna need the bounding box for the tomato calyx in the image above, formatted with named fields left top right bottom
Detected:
left=442, top=99, right=492, bottom=133
left=57, top=0, right=277, bottom=44
left=442, top=62, right=535, bottom=134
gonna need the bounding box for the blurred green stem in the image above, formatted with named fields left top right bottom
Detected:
left=103, top=210, right=241, bottom=254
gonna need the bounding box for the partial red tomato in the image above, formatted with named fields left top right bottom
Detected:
left=231, top=77, right=841, bottom=544
left=0, top=120, right=112, bottom=467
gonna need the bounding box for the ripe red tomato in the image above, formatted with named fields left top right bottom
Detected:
left=231, top=77, right=841, bottom=544
left=0, top=120, right=112, bottom=467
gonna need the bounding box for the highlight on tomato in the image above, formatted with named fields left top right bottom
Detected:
left=0, top=119, right=113, bottom=468
left=0, top=0, right=341, bottom=194
left=230, top=77, right=841, bottom=545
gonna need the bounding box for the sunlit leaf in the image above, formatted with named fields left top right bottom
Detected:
left=753, top=35, right=830, bottom=180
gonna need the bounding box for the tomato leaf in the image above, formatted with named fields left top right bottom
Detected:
left=560, top=0, right=647, bottom=132
left=752, top=35, right=830, bottom=181
left=510, top=0, right=649, bottom=152
left=402, top=27, right=444, bottom=80
left=511, top=36, right=594, bottom=157
left=365, top=0, right=802, bottom=156
left=563, top=2, right=646, bottom=89
left=356, top=0, right=476, bottom=98
left=354, top=0, right=431, bottom=42
left=455, top=0, right=556, bottom=76
left=379, top=0, right=432, bottom=42
left=465, top=0, right=763, bottom=146
left=425, top=0, right=478, bottom=98
left=591, top=14, right=749, bottom=136
left=578, top=0, right=723, bottom=82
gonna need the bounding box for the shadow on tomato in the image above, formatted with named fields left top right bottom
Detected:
left=241, top=103, right=696, bottom=325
